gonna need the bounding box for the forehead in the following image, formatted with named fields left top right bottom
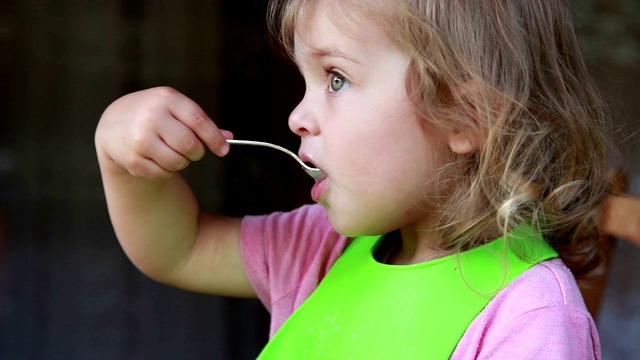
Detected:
left=292, top=1, right=397, bottom=63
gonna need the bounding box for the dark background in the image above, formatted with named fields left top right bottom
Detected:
left=0, top=0, right=638, bottom=359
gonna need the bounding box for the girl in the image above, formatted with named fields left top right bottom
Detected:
left=95, top=0, right=610, bottom=358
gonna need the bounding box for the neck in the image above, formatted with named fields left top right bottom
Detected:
left=385, top=227, right=451, bottom=265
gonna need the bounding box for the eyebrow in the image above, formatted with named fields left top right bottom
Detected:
left=307, top=46, right=362, bottom=65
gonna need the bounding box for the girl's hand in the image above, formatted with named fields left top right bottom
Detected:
left=95, top=86, right=233, bottom=180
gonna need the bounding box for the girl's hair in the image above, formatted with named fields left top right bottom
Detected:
left=268, top=0, right=613, bottom=279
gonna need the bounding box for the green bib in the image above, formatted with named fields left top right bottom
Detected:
left=258, top=227, right=557, bottom=359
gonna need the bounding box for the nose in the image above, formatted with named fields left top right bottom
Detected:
left=288, top=92, right=319, bottom=137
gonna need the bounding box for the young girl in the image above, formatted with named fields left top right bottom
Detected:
left=95, top=0, right=610, bottom=358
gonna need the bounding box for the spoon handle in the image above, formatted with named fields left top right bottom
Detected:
left=226, top=139, right=324, bottom=179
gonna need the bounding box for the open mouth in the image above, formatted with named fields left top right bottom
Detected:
left=304, top=162, right=326, bottom=180
left=299, top=153, right=326, bottom=180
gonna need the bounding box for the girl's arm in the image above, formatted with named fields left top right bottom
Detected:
left=95, top=86, right=255, bottom=297
left=601, top=195, right=640, bottom=246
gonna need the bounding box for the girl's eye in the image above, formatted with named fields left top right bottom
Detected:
left=329, top=72, right=350, bottom=92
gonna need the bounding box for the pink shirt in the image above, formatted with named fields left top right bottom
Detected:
left=240, top=204, right=601, bottom=359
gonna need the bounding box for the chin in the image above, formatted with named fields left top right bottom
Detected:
left=325, top=212, right=358, bottom=236
left=327, top=214, right=379, bottom=237
left=323, top=200, right=389, bottom=236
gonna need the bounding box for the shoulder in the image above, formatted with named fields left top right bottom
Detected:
left=239, top=204, right=350, bottom=327
left=241, top=204, right=331, bottom=239
left=493, top=258, right=588, bottom=313
left=453, top=258, right=601, bottom=359
left=241, top=204, right=341, bottom=257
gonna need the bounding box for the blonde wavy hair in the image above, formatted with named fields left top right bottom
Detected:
left=268, top=0, right=613, bottom=279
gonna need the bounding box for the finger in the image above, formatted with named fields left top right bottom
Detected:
left=126, top=131, right=190, bottom=176
left=220, top=129, right=234, bottom=140
left=142, top=137, right=192, bottom=173
left=162, top=91, right=230, bottom=157
left=156, top=117, right=206, bottom=162
left=126, top=154, right=173, bottom=180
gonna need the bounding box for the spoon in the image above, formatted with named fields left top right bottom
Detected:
left=226, top=139, right=325, bottom=180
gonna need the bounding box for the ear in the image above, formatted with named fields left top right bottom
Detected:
left=446, top=127, right=481, bottom=154
left=446, top=80, right=487, bottom=154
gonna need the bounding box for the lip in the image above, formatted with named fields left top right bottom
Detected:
left=298, top=152, right=324, bottom=175
left=311, top=177, right=328, bottom=202
left=298, top=151, right=328, bottom=202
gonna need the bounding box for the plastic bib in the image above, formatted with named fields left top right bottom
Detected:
left=258, top=226, right=557, bottom=359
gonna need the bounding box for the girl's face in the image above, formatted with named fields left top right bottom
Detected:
left=290, top=3, right=451, bottom=236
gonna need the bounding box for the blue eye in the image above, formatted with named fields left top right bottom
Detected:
left=329, top=72, right=350, bottom=92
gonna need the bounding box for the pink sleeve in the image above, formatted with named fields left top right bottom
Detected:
left=471, top=306, right=599, bottom=359
left=240, top=204, right=350, bottom=337
left=452, top=259, right=601, bottom=359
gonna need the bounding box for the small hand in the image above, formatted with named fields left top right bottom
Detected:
left=95, top=86, right=233, bottom=180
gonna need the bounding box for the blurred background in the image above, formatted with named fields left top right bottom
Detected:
left=0, top=0, right=638, bottom=359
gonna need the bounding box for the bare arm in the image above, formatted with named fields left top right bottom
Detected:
left=601, top=195, right=640, bottom=247
left=95, top=86, right=255, bottom=297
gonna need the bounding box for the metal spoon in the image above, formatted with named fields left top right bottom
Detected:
left=226, top=139, right=325, bottom=180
